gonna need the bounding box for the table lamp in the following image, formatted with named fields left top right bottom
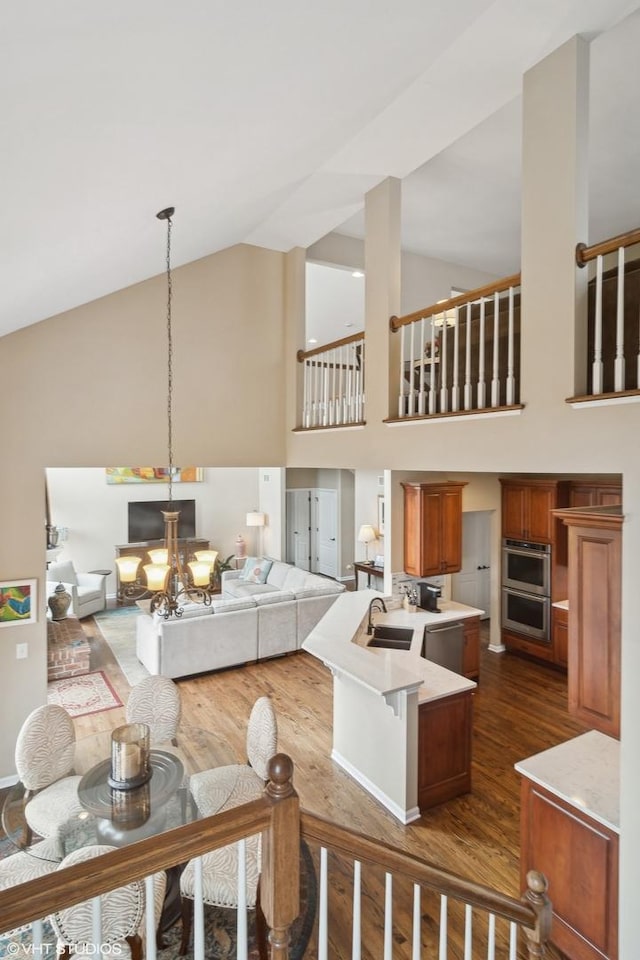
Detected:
left=358, top=523, right=377, bottom=562
left=246, top=510, right=266, bottom=556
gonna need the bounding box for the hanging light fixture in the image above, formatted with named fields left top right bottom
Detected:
left=115, top=207, right=215, bottom=618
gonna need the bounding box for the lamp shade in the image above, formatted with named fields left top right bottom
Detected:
left=246, top=511, right=265, bottom=527
left=115, top=556, right=142, bottom=584
left=143, top=563, right=170, bottom=592
left=194, top=550, right=219, bottom=568
left=188, top=561, right=213, bottom=587
left=358, top=524, right=377, bottom=544
left=147, top=548, right=169, bottom=565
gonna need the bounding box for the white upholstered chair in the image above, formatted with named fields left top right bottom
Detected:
left=179, top=696, right=277, bottom=958
left=126, top=675, right=182, bottom=745
left=49, top=844, right=166, bottom=960
left=46, top=560, right=107, bottom=619
left=0, top=841, right=59, bottom=941
left=14, top=704, right=84, bottom=843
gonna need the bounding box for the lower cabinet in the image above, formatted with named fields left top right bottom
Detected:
left=462, top=616, right=480, bottom=680
left=417, top=691, right=472, bottom=810
left=520, top=777, right=619, bottom=960
left=551, top=605, right=568, bottom=668
left=503, top=628, right=554, bottom=663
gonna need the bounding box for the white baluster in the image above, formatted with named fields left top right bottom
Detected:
left=487, top=911, right=496, bottom=960
left=304, top=359, right=311, bottom=427
left=399, top=325, right=407, bottom=417
left=452, top=306, right=460, bottom=411
left=418, top=316, right=427, bottom=414
left=614, top=245, right=625, bottom=391
left=358, top=342, right=364, bottom=421
left=438, top=894, right=448, bottom=960
left=319, top=846, right=328, bottom=960
left=408, top=322, right=416, bottom=416
left=194, top=855, right=205, bottom=960
left=339, top=345, right=346, bottom=424
left=491, top=290, right=500, bottom=407
left=506, top=286, right=516, bottom=405
left=31, top=919, right=43, bottom=949
left=91, top=895, right=101, bottom=952
left=237, top=838, right=248, bottom=960
left=384, top=872, right=393, bottom=960
left=322, top=353, right=329, bottom=426
left=464, top=302, right=472, bottom=410
left=464, top=903, right=472, bottom=960
left=145, top=874, right=157, bottom=960
left=477, top=297, right=486, bottom=409
left=509, top=920, right=518, bottom=960
left=429, top=322, right=437, bottom=415
left=412, top=884, right=421, bottom=960
left=310, top=359, right=316, bottom=426
left=592, top=254, right=604, bottom=395
left=331, top=348, right=338, bottom=425
left=440, top=315, right=449, bottom=413
left=352, top=859, right=361, bottom=960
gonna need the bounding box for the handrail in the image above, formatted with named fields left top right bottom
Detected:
left=576, top=226, right=640, bottom=267
left=390, top=273, right=521, bottom=331
left=301, top=810, right=547, bottom=931
left=297, top=330, right=364, bottom=361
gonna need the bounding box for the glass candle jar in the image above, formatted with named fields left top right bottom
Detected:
left=109, top=723, right=151, bottom=789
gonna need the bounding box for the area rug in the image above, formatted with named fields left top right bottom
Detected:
left=94, top=606, right=150, bottom=687
left=0, top=836, right=316, bottom=960
left=47, top=670, right=123, bottom=717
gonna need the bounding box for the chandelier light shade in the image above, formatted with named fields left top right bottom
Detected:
left=114, top=207, right=216, bottom=619
left=358, top=523, right=377, bottom=562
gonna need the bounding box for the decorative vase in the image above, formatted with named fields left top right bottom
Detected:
left=48, top=582, right=71, bottom=621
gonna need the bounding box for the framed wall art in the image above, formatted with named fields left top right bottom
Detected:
left=0, top=579, right=37, bottom=627
left=106, top=467, right=203, bottom=484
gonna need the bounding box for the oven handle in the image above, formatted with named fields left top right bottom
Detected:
left=503, top=586, right=550, bottom=602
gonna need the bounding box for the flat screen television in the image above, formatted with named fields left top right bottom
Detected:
left=128, top=499, right=196, bottom=543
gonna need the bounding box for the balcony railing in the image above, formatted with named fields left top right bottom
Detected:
left=296, top=332, right=365, bottom=430
left=388, top=276, right=523, bottom=422
left=0, top=756, right=552, bottom=960
left=571, top=226, right=640, bottom=404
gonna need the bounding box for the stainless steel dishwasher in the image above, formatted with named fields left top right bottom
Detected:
left=421, top=620, right=465, bottom=674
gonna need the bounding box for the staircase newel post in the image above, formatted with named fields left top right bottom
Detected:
left=262, top=753, right=301, bottom=960
left=522, top=870, right=552, bottom=958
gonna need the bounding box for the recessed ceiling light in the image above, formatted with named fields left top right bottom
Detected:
left=308, top=337, right=318, bottom=344
left=352, top=270, right=364, bottom=278
left=345, top=322, right=354, bottom=328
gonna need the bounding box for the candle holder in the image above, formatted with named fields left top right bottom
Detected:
left=108, top=723, right=151, bottom=790
left=110, top=781, right=151, bottom=829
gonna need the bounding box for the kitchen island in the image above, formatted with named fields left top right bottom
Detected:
left=302, top=590, right=483, bottom=823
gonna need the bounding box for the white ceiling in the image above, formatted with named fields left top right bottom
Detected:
left=2, top=0, right=640, bottom=338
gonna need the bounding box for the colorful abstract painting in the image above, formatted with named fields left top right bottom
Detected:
left=0, top=580, right=37, bottom=627
left=105, top=467, right=203, bottom=484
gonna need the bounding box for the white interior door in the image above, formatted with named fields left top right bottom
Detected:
left=451, top=511, right=491, bottom=619
left=286, top=490, right=311, bottom=570
left=314, top=489, right=338, bottom=577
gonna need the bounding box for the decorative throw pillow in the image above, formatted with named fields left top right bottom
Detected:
left=241, top=557, right=273, bottom=585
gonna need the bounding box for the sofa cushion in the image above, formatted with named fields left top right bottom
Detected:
left=154, top=602, right=213, bottom=627
left=253, top=590, right=296, bottom=606
left=224, top=580, right=278, bottom=600
left=265, top=561, right=291, bottom=589
left=281, top=566, right=309, bottom=592
left=294, top=584, right=345, bottom=599
left=211, top=597, right=257, bottom=613
left=240, top=557, right=273, bottom=584
left=48, top=561, right=78, bottom=587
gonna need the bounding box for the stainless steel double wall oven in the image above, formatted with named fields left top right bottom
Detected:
left=501, top=538, right=551, bottom=643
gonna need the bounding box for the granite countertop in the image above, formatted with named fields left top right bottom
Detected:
left=302, top=591, right=479, bottom=704
left=515, top=730, right=620, bottom=833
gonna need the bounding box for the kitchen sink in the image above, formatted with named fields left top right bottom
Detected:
left=367, top=625, right=414, bottom=650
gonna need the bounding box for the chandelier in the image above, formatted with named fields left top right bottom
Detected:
left=115, top=207, right=216, bottom=619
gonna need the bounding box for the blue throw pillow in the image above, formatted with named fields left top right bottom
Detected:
left=240, top=557, right=273, bottom=584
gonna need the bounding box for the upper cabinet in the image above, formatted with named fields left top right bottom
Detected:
left=569, top=481, right=622, bottom=508
left=500, top=478, right=569, bottom=544
left=401, top=482, right=466, bottom=577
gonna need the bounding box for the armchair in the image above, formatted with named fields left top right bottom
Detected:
left=46, top=560, right=107, bottom=619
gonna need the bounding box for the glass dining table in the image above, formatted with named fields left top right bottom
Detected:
left=1, top=725, right=240, bottom=930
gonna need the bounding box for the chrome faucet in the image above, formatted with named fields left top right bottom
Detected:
left=366, top=596, right=388, bottom=635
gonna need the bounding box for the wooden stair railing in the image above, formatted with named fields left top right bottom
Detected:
left=301, top=809, right=551, bottom=959
left=0, top=755, right=551, bottom=959
left=572, top=226, right=640, bottom=402
left=295, top=331, right=365, bottom=429
left=389, top=275, right=523, bottom=422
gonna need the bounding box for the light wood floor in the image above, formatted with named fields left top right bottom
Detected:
left=79, top=608, right=584, bottom=958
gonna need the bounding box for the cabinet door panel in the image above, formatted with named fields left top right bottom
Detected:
left=420, top=489, right=445, bottom=575
left=526, top=486, right=555, bottom=542
left=502, top=486, right=526, bottom=539
left=440, top=488, right=463, bottom=572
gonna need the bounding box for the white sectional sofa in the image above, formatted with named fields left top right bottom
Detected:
left=135, top=559, right=345, bottom=679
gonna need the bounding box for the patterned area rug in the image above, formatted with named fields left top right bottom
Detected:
left=47, top=670, right=123, bottom=717
left=94, top=606, right=150, bottom=687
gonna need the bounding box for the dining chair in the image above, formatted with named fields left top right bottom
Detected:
left=125, top=675, right=182, bottom=745
left=49, top=844, right=166, bottom=960
left=14, top=704, right=84, bottom=843
left=0, top=841, right=60, bottom=940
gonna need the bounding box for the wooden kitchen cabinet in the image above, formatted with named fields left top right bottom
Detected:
left=401, top=482, right=466, bottom=577
left=418, top=690, right=473, bottom=809
left=500, top=478, right=567, bottom=543
left=520, top=776, right=619, bottom=960
left=462, top=616, right=480, bottom=680
left=551, top=605, right=569, bottom=668
left=554, top=507, right=622, bottom=738
left=569, top=480, right=622, bottom=508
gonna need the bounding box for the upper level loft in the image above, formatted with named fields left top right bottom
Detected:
left=294, top=226, right=640, bottom=434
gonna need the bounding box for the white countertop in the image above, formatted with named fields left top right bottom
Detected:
left=515, top=730, right=619, bottom=833
left=303, top=591, right=479, bottom=704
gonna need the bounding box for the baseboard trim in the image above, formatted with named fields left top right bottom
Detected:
left=331, top=749, right=421, bottom=825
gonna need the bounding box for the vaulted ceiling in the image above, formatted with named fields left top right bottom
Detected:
left=2, top=0, right=639, bottom=338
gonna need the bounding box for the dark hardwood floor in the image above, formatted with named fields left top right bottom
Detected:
left=77, top=609, right=583, bottom=958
